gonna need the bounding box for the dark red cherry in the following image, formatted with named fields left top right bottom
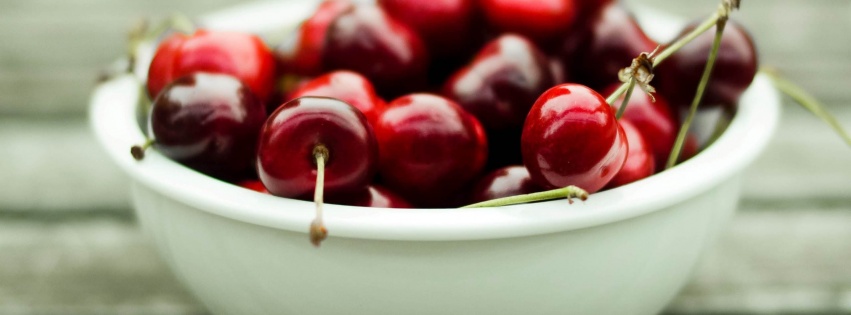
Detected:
left=378, top=0, right=480, bottom=58
left=561, top=4, right=658, bottom=90
left=521, top=83, right=627, bottom=193
left=148, top=73, right=266, bottom=180
left=275, top=0, right=353, bottom=76
left=329, top=185, right=413, bottom=208
left=656, top=21, right=758, bottom=109
left=257, top=97, right=377, bottom=199
left=604, top=120, right=654, bottom=189
left=287, top=70, right=386, bottom=127
left=147, top=29, right=276, bottom=102
left=443, top=34, right=555, bottom=131
left=480, top=0, right=579, bottom=47
left=469, top=166, right=542, bottom=203
left=323, top=5, right=429, bottom=97
left=374, top=94, right=488, bottom=207
left=603, top=84, right=678, bottom=170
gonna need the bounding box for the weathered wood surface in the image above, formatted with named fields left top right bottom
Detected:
left=1, top=0, right=850, bottom=314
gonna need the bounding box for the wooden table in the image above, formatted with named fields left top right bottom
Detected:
left=1, top=0, right=850, bottom=313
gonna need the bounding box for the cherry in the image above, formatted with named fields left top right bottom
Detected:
left=257, top=96, right=377, bottom=199
left=287, top=70, right=386, bottom=127
left=323, top=4, right=429, bottom=97
left=469, top=166, right=542, bottom=204
left=238, top=179, right=269, bottom=194
left=656, top=20, right=758, bottom=109
left=329, top=185, right=413, bottom=208
left=603, top=84, right=678, bottom=170
left=374, top=94, right=488, bottom=207
left=521, top=83, right=627, bottom=193
left=274, top=0, right=353, bottom=76
left=479, top=0, right=579, bottom=48
left=147, top=29, right=276, bottom=102
left=137, top=73, right=266, bottom=181
left=604, top=119, right=654, bottom=189
left=378, top=0, right=480, bottom=58
left=560, top=4, right=658, bottom=91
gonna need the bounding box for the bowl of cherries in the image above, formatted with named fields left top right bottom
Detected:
left=90, top=0, right=779, bottom=314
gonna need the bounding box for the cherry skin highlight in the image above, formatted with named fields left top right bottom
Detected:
left=274, top=0, right=353, bottom=76
left=148, top=73, right=266, bottom=181
left=656, top=21, right=758, bottom=109
left=287, top=70, right=386, bottom=127
left=329, top=185, right=413, bottom=208
left=257, top=97, right=378, bottom=199
left=147, top=29, right=276, bottom=102
left=374, top=94, right=488, bottom=207
left=323, top=4, right=429, bottom=97
left=604, top=119, right=654, bottom=189
left=521, top=83, right=627, bottom=193
left=469, top=166, right=542, bottom=204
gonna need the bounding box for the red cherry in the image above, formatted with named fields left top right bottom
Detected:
left=656, top=21, right=758, bottom=109
left=604, top=120, right=654, bottom=189
left=274, top=0, right=353, bottom=76
left=257, top=97, right=378, bottom=199
left=480, top=0, right=579, bottom=47
left=146, top=73, right=266, bottom=181
left=561, top=4, right=658, bottom=90
left=323, top=5, right=429, bottom=97
left=329, top=185, right=413, bottom=208
left=469, top=166, right=542, bottom=203
left=378, top=0, right=480, bottom=58
left=147, top=29, right=276, bottom=102
left=374, top=94, right=488, bottom=207
left=287, top=70, right=386, bottom=127
left=238, top=180, right=269, bottom=194
left=603, top=84, right=678, bottom=170
left=521, top=83, right=627, bottom=193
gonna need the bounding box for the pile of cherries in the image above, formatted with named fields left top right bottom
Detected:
left=136, top=0, right=757, bottom=213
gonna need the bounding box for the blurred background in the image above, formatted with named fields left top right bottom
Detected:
left=1, top=0, right=850, bottom=314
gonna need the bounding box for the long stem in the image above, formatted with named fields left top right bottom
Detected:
left=666, top=19, right=728, bottom=169
left=461, top=186, right=589, bottom=208
left=763, top=69, right=851, bottom=147
left=615, top=79, right=636, bottom=119
left=309, top=145, right=329, bottom=247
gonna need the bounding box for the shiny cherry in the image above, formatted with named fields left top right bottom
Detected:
left=522, top=83, right=627, bottom=193
left=479, top=0, right=579, bottom=47
left=561, top=4, right=658, bottom=90
left=374, top=94, right=488, bottom=207
left=287, top=70, right=386, bottom=127
left=469, top=166, right=542, bottom=203
left=143, top=73, right=266, bottom=180
left=329, top=185, right=413, bottom=208
left=257, top=97, right=377, bottom=199
left=604, top=120, right=654, bottom=189
left=275, top=0, right=353, bottom=76
left=603, top=84, right=678, bottom=170
left=323, top=5, right=429, bottom=97
left=147, top=29, right=276, bottom=102
left=656, top=21, right=758, bottom=109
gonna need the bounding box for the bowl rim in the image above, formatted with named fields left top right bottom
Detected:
left=89, top=1, right=781, bottom=241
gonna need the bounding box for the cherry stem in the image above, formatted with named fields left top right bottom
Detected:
left=461, top=186, right=589, bottom=208
left=666, top=18, right=728, bottom=169
left=309, top=144, right=330, bottom=247
left=762, top=68, right=851, bottom=147
left=615, top=79, right=636, bottom=120
left=130, top=138, right=154, bottom=161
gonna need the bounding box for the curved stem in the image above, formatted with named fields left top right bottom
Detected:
left=615, top=79, right=636, bottom=120
left=309, top=144, right=329, bottom=247
left=461, top=186, right=589, bottom=208
left=666, top=19, right=728, bottom=169
left=763, top=68, right=851, bottom=147
left=130, top=138, right=154, bottom=161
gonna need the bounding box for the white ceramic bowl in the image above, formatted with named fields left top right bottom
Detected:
left=90, top=2, right=781, bottom=314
